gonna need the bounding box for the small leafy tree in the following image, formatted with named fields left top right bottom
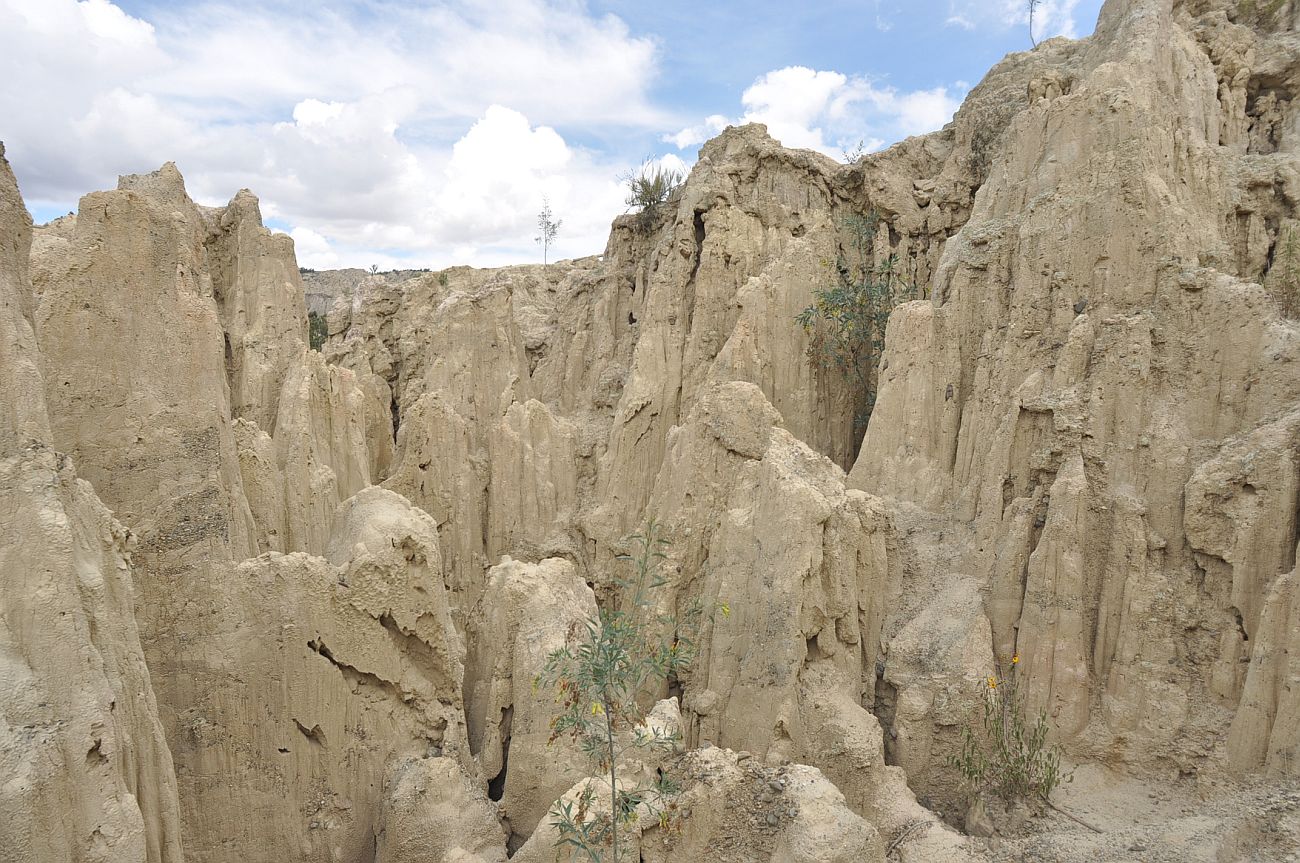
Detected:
left=948, top=657, right=1065, bottom=804
left=536, top=522, right=705, bottom=862
left=307, top=311, right=328, bottom=352
left=796, top=210, right=917, bottom=437
left=623, top=160, right=683, bottom=231
left=537, top=199, right=562, bottom=266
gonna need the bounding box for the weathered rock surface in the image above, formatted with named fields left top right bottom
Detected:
left=211, top=189, right=309, bottom=430
left=512, top=742, right=889, bottom=863
left=0, top=145, right=184, bottom=863
left=463, top=557, right=597, bottom=845
left=19, top=162, right=466, bottom=862
left=374, top=756, right=507, bottom=863
left=174, top=487, right=472, bottom=863
left=849, top=0, right=1300, bottom=800
left=4, top=0, right=1300, bottom=860
left=301, top=267, right=433, bottom=317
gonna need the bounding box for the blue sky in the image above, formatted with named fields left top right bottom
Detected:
left=0, top=0, right=1103, bottom=269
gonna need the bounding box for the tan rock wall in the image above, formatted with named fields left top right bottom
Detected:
left=0, top=145, right=184, bottom=863
left=208, top=189, right=309, bottom=431
left=463, top=557, right=597, bottom=844
left=26, top=164, right=442, bottom=861
left=6, top=0, right=1300, bottom=859
left=165, top=488, right=471, bottom=863
left=851, top=0, right=1300, bottom=786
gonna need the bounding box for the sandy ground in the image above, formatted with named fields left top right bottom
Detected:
left=961, top=764, right=1300, bottom=863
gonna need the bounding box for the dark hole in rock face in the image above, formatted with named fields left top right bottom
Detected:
left=487, top=764, right=507, bottom=803
left=667, top=672, right=684, bottom=703
left=489, top=705, right=513, bottom=803
left=873, top=675, right=900, bottom=767
left=1232, top=607, right=1250, bottom=643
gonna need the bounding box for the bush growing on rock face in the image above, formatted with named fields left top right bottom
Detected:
left=623, top=161, right=683, bottom=231
left=841, top=139, right=867, bottom=164
left=535, top=522, right=708, bottom=862
left=1236, top=0, right=1291, bottom=23
left=797, top=210, right=919, bottom=437
left=307, top=311, right=327, bottom=351
left=948, top=657, right=1065, bottom=808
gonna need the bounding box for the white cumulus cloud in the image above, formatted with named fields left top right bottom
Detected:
left=0, top=0, right=1065, bottom=269
left=289, top=227, right=340, bottom=269
left=0, top=0, right=668, bottom=268
left=946, top=0, right=1082, bottom=42
left=740, top=67, right=855, bottom=153
left=269, top=103, right=629, bottom=271
left=668, top=115, right=730, bottom=150
left=668, top=65, right=964, bottom=160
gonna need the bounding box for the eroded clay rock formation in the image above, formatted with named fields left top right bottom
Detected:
left=0, top=145, right=184, bottom=863
left=511, top=721, right=891, bottom=863
left=18, top=161, right=492, bottom=862
left=325, top=0, right=1299, bottom=841
left=463, top=556, right=597, bottom=845
left=375, top=756, right=507, bottom=863
left=178, top=487, right=477, bottom=863
left=4, top=0, right=1300, bottom=860
left=849, top=0, right=1300, bottom=803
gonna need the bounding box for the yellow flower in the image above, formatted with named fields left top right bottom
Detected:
left=720, top=603, right=731, bottom=619
left=591, top=702, right=604, bottom=716
left=1011, top=654, right=1020, bottom=665
left=987, top=676, right=998, bottom=689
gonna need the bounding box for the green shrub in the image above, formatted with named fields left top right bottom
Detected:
left=307, top=311, right=328, bottom=352
left=623, top=162, right=683, bottom=230
left=948, top=659, right=1065, bottom=804
left=796, top=211, right=918, bottom=437
left=536, top=522, right=707, bottom=862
